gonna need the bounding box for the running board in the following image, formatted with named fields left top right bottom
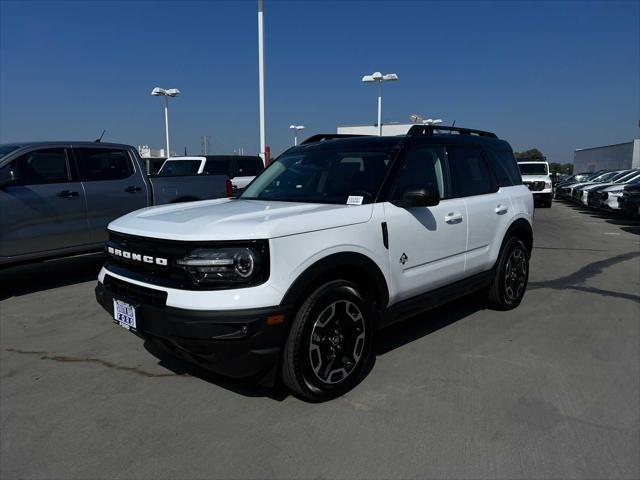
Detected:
left=378, top=270, right=494, bottom=330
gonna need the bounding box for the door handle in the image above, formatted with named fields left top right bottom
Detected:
left=125, top=186, right=142, bottom=193
left=495, top=204, right=509, bottom=215
left=445, top=212, right=463, bottom=224
left=56, top=190, right=79, bottom=198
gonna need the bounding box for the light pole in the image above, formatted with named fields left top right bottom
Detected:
left=289, top=125, right=305, bottom=146
left=362, top=72, right=398, bottom=136
left=151, top=87, right=180, bottom=157
left=258, top=0, right=266, bottom=163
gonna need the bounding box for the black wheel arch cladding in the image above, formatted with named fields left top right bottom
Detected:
left=280, top=252, right=390, bottom=310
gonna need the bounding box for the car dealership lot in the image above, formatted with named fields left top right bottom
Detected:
left=1, top=203, right=638, bottom=479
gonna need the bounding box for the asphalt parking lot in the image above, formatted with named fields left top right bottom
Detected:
left=1, top=202, right=638, bottom=480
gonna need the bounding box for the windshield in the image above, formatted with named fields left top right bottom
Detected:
left=0, top=144, right=21, bottom=159
left=518, top=163, right=548, bottom=175
left=593, top=171, right=620, bottom=182
left=614, top=170, right=639, bottom=183
left=158, top=160, right=201, bottom=176
left=623, top=173, right=640, bottom=184
left=241, top=147, right=394, bottom=204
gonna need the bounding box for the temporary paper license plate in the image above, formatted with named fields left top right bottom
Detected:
left=113, top=299, right=137, bottom=330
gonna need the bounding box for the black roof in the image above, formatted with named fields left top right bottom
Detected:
left=1, top=141, right=135, bottom=149
left=296, top=128, right=512, bottom=151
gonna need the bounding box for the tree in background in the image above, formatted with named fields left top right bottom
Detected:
left=549, top=163, right=574, bottom=175
left=514, top=148, right=547, bottom=161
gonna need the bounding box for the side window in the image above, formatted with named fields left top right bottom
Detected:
left=236, top=158, right=263, bottom=176
left=447, top=145, right=496, bottom=197
left=487, top=150, right=522, bottom=187
left=74, top=148, right=133, bottom=181
left=8, top=148, right=69, bottom=185
left=392, top=145, right=449, bottom=200
left=204, top=159, right=231, bottom=176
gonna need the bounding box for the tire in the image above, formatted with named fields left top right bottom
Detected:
left=544, top=200, right=552, bottom=208
left=487, top=237, right=530, bottom=310
left=282, top=280, right=374, bottom=402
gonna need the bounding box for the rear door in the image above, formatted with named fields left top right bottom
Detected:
left=0, top=146, right=90, bottom=259
left=383, top=144, right=468, bottom=301
left=72, top=146, right=147, bottom=243
left=446, top=144, right=509, bottom=275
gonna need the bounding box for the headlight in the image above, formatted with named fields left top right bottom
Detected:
left=609, top=191, right=623, bottom=197
left=176, top=244, right=268, bottom=287
left=545, top=181, right=552, bottom=189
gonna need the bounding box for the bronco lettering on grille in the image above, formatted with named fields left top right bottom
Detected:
left=107, top=246, right=168, bottom=266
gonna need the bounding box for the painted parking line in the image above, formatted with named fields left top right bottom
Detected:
left=603, top=232, right=621, bottom=235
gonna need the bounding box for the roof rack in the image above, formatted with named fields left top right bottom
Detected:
left=407, top=125, right=497, bottom=138
left=300, top=134, right=367, bottom=145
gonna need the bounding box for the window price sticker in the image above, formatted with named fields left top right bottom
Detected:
left=346, top=195, right=364, bottom=205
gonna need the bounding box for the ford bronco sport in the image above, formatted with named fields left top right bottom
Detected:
left=95, top=125, right=534, bottom=401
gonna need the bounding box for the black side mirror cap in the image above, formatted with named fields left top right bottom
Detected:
left=392, top=187, right=440, bottom=208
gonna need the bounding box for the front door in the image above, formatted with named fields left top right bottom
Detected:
left=0, top=147, right=90, bottom=259
left=383, top=144, right=467, bottom=303
left=72, top=146, right=148, bottom=243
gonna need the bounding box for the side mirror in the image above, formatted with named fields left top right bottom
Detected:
left=0, top=165, right=16, bottom=188
left=393, top=185, right=440, bottom=208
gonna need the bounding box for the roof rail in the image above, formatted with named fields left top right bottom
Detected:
left=300, top=134, right=368, bottom=145
left=407, top=125, right=497, bottom=138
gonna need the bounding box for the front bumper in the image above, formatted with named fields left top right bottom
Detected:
left=95, top=275, right=290, bottom=379
left=532, top=192, right=552, bottom=203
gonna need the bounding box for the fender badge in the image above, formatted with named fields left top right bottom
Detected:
left=400, top=253, right=408, bottom=265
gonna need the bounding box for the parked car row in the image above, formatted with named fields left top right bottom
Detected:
left=554, top=168, right=640, bottom=217
left=0, top=142, right=263, bottom=266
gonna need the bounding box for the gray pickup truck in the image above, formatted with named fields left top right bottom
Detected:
left=0, top=141, right=229, bottom=266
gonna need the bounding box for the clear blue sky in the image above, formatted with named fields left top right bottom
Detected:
left=1, top=0, right=638, bottom=162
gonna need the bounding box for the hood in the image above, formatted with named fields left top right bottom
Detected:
left=108, top=198, right=374, bottom=241
left=521, top=174, right=550, bottom=182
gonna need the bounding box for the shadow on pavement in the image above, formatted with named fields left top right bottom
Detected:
left=0, top=253, right=105, bottom=301
left=143, top=291, right=486, bottom=401
left=142, top=339, right=290, bottom=401
left=375, top=291, right=485, bottom=355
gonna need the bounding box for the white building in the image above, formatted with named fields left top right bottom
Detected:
left=337, top=123, right=414, bottom=136
left=573, top=140, right=640, bottom=172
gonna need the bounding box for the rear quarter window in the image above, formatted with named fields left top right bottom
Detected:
left=488, top=150, right=522, bottom=186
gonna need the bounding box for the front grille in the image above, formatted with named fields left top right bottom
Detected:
left=104, top=275, right=167, bottom=306
left=524, top=181, right=545, bottom=192
left=104, top=231, right=269, bottom=290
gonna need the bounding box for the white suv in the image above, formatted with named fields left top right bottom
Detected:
left=96, top=126, right=534, bottom=401
left=518, top=160, right=553, bottom=207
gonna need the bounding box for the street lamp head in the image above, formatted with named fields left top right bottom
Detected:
left=410, top=114, right=423, bottom=123
left=423, top=118, right=443, bottom=125
left=290, top=125, right=305, bottom=131
left=289, top=124, right=296, bottom=129
left=362, top=72, right=398, bottom=83
left=151, top=87, right=180, bottom=97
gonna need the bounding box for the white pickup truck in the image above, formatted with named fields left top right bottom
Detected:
left=518, top=160, right=553, bottom=208
left=158, top=155, right=264, bottom=193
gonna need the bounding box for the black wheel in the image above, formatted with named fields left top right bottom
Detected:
left=282, top=280, right=374, bottom=401
left=487, top=237, right=529, bottom=310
